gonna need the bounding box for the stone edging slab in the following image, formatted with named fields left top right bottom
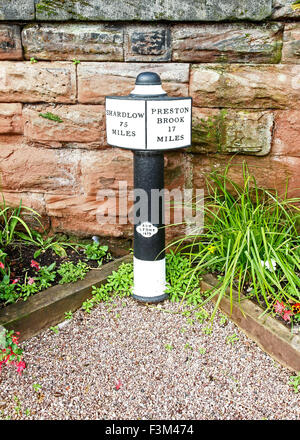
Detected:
left=201, top=274, right=300, bottom=373
left=0, top=255, right=131, bottom=342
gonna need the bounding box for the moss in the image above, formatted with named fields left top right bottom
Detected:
left=256, top=3, right=273, bottom=21
left=154, top=12, right=166, bottom=20
left=36, top=0, right=91, bottom=17
left=39, top=112, right=63, bottom=123
left=272, top=41, right=283, bottom=64
left=165, top=166, right=182, bottom=185
left=191, top=110, right=227, bottom=153
left=216, top=53, right=229, bottom=63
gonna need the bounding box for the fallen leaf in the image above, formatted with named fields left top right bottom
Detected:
left=115, top=379, right=123, bottom=390
left=37, top=393, right=45, bottom=402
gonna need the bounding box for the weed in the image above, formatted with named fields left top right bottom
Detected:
left=32, top=383, right=42, bottom=392
left=58, top=261, right=89, bottom=284
left=202, top=326, right=213, bottom=335
left=219, top=314, right=228, bottom=326
left=226, top=334, right=239, bottom=345
left=289, top=373, right=300, bottom=393
left=64, top=311, right=73, bottom=320
left=50, top=326, right=59, bottom=335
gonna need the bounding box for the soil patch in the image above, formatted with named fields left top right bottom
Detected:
left=2, top=242, right=114, bottom=309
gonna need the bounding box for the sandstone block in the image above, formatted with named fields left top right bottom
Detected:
left=0, top=62, right=76, bottom=103
left=0, top=25, right=22, bottom=60
left=282, top=23, right=300, bottom=64
left=190, top=64, right=300, bottom=109
left=0, top=137, right=81, bottom=194
left=164, top=151, right=187, bottom=190
left=272, top=111, right=300, bottom=157
left=192, top=154, right=300, bottom=199
left=191, top=108, right=273, bottom=156
left=35, top=0, right=272, bottom=22
left=0, top=103, right=23, bottom=134
left=78, top=62, right=189, bottom=104
left=45, top=194, right=132, bottom=238
left=2, top=191, right=46, bottom=214
left=271, top=0, right=300, bottom=19
left=124, top=24, right=171, bottom=62
left=22, top=23, right=123, bottom=61
left=79, top=148, right=133, bottom=197
left=0, top=0, right=34, bottom=20
left=23, top=104, right=105, bottom=144
left=172, top=23, right=283, bottom=63
left=282, top=157, right=300, bottom=199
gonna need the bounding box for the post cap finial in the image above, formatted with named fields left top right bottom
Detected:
left=135, top=72, right=162, bottom=86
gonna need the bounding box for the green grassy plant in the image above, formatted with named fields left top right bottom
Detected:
left=0, top=196, right=39, bottom=248
left=169, top=163, right=300, bottom=321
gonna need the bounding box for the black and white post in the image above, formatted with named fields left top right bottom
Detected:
left=105, top=72, right=192, bottom=303
left=133, top=150, right=166, bottom=302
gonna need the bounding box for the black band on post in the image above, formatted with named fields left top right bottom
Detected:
left=133, top=151, right=165, bottom=262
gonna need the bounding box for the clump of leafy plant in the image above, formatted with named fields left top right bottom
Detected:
left=81, top=262, right=134, bottom=313
left=3, top=260, right=57, bottom=302
left=57, top=261, right=89, bottom=284
left=0, top=275, right=17, bottom=304
left=84, top=242, right=111, bottom=264
left=17, top=229, right=76, bottom=258
left=0, top=250, right=18, bottom=303
left=0, top=328, right=25, bottom=375
left=289, top=373, right=300, bottom=393
left=81, top=253, right=203, bottom=314
left=19, top=262, right=57, bottom=300
left=170, top=163, right=300, bottom=321
left=165, top=251, right=203, bottom=305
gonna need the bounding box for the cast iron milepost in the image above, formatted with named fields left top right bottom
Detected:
left=106, top=72, right=192, bottom=303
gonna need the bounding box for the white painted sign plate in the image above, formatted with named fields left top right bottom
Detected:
left=106, top=97, right=192, bottom=151
left=136, top=221, right=158, bottom=238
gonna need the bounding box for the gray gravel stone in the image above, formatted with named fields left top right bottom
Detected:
left=0, top=298, right=299, bottom=420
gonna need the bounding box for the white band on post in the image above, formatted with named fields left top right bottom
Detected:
left=130, top=84, right=167, bottom=96
left=133, top=257, right=166, bottom=299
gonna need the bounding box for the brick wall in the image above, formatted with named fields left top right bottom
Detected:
left=0, top=0, right=299, bottom=238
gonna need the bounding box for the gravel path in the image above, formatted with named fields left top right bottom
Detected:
left=0, top=297, right=299, bottom=420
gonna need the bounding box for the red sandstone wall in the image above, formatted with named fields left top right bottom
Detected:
left=0, top=11, right=299, bottom=238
